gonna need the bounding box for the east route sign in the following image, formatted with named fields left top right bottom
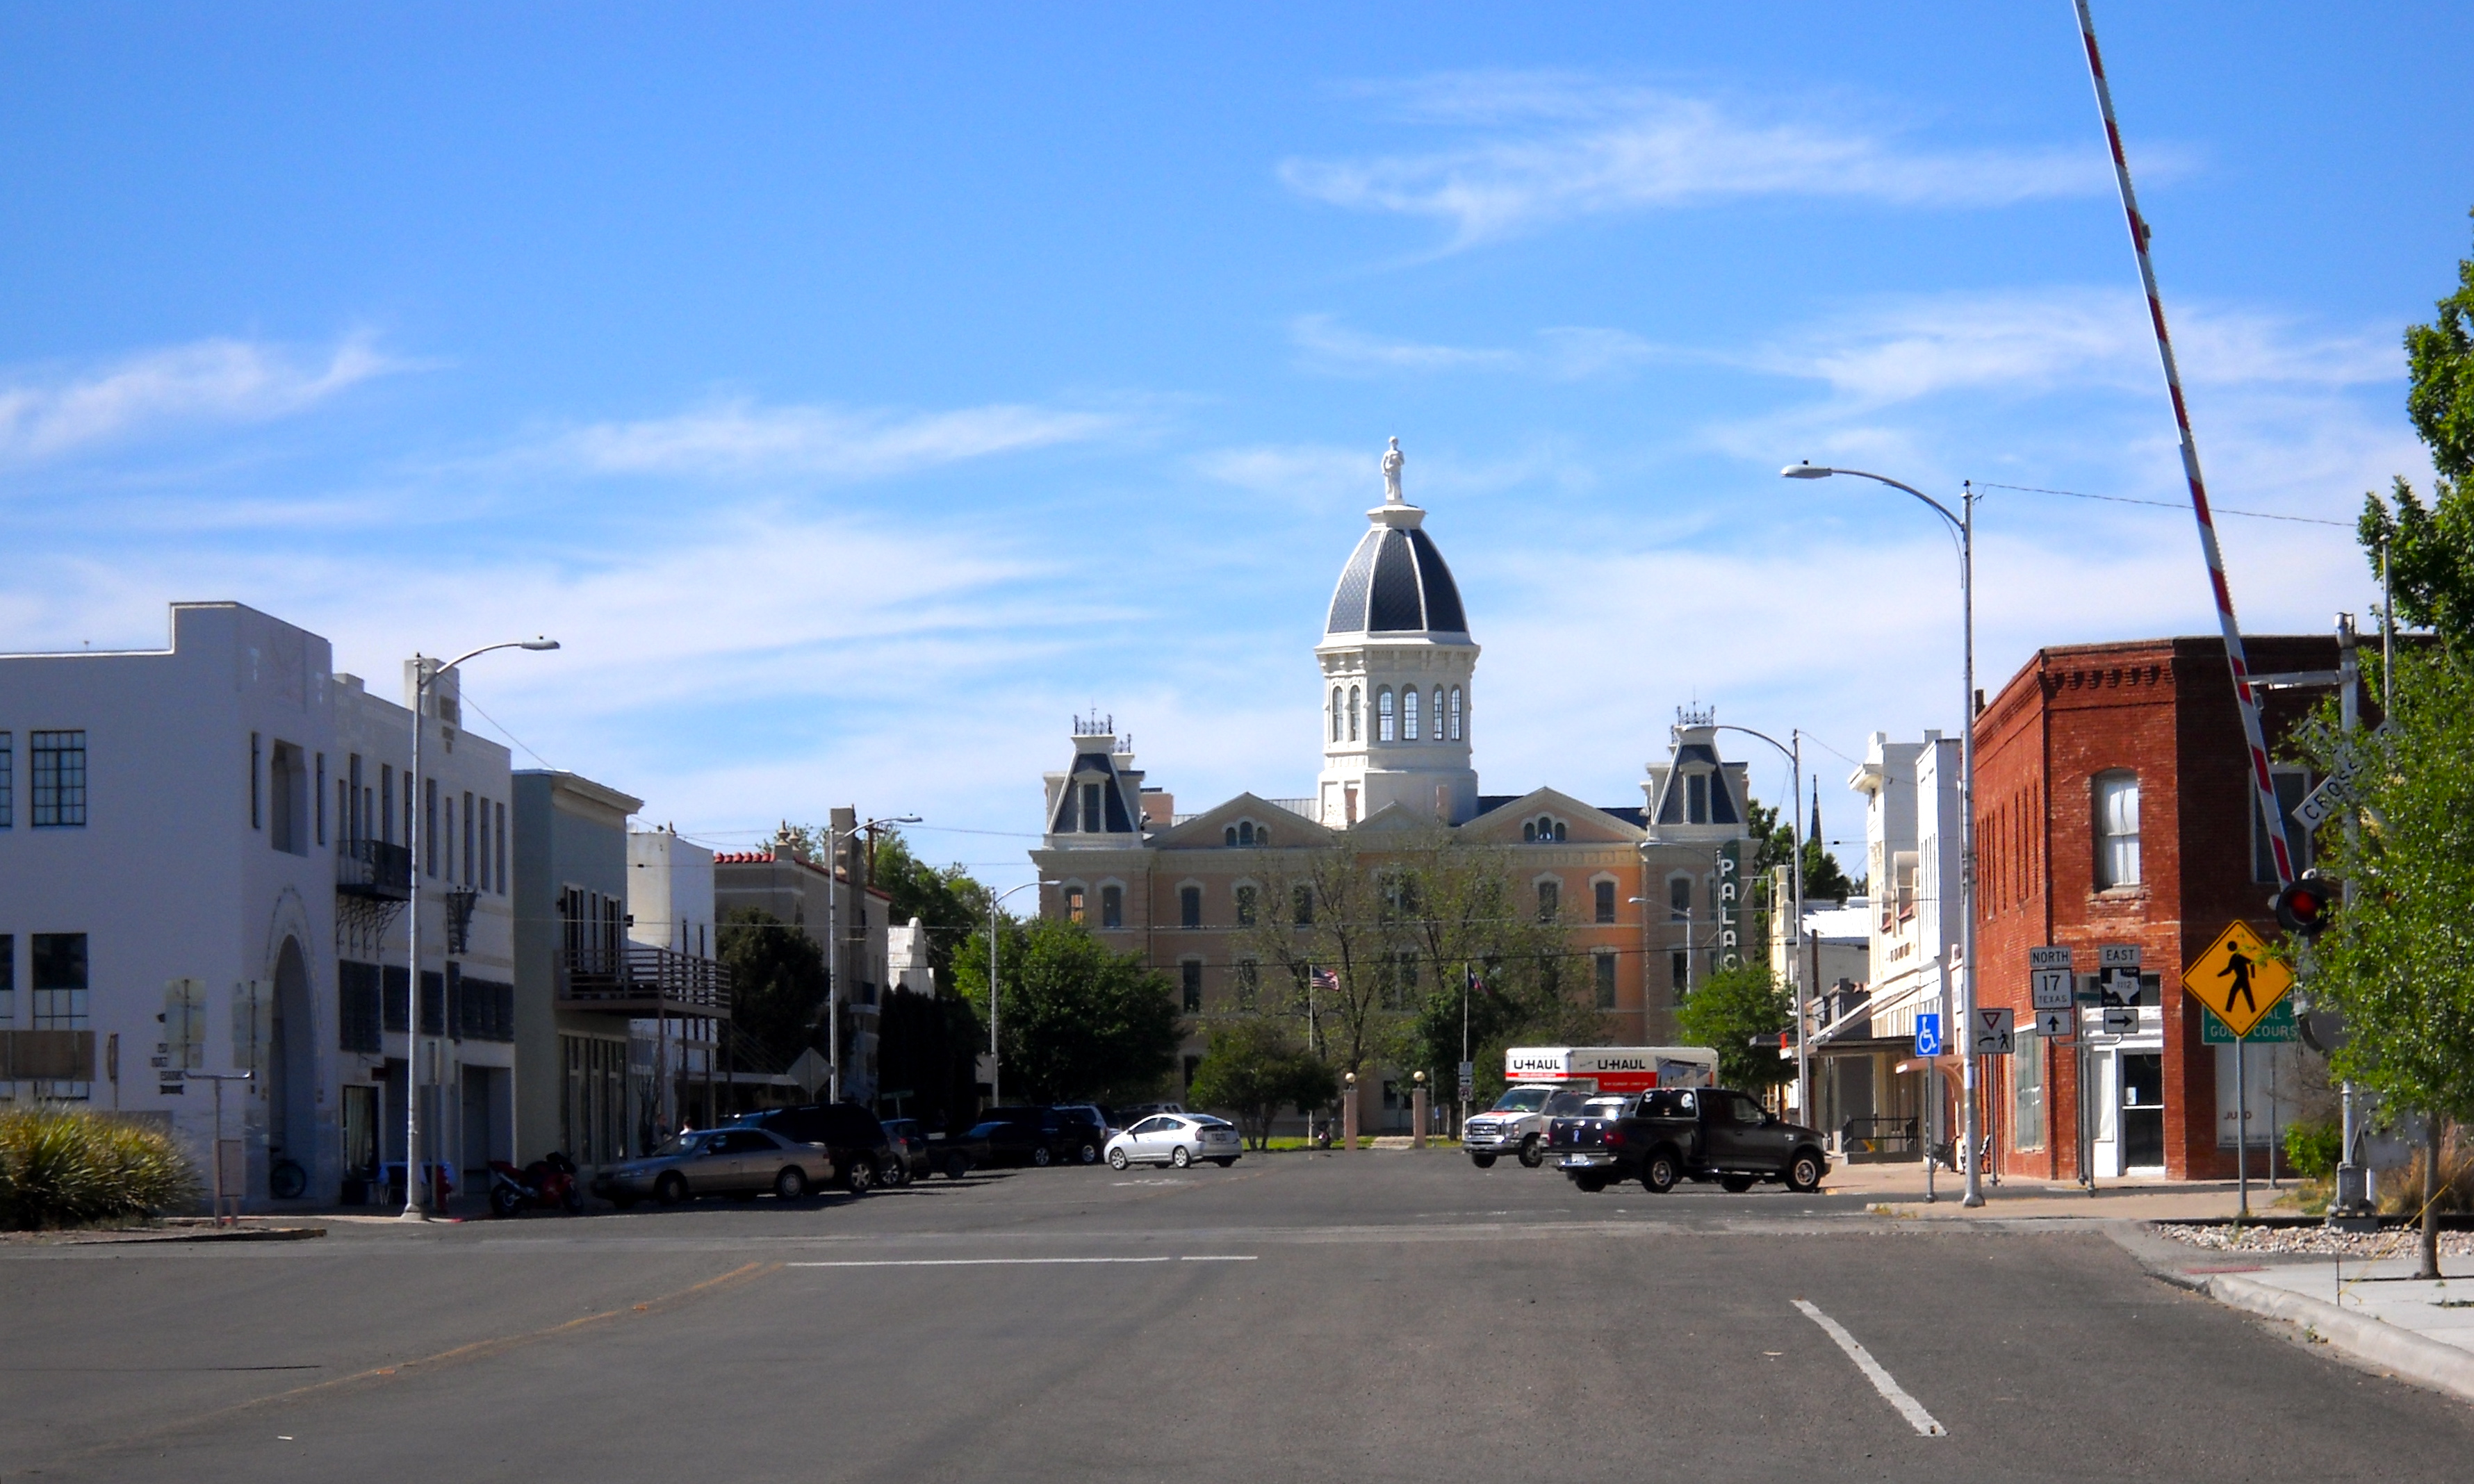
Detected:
left=2181, top=922, right=2293, bottom=1039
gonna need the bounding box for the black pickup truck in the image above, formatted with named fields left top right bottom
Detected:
left=1548, top=1087, right=1829, bottom=1195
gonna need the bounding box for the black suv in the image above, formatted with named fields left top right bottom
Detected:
left=732, top=1103, right=895, bottom=1192
left=964, top=1105, right=1106, bottom=1169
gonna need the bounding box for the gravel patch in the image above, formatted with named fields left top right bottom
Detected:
left=2154, top=1221, right=2474, bottom=1258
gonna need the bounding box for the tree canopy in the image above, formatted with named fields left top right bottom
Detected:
left=1748, top=794, right=1857, bottom=905
left=2362, top=214, right=2474, bottom=653
left=950, top=916, right=1183, bottom=1105
left=1673, top=962, right=1792, bottom=1090
left=714, top=907, right=827, bottom=1073
left=1186, top=1019, right=1336, bottom=1149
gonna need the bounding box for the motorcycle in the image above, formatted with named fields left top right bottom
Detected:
left=487, top=1151, right=583, bottom=1217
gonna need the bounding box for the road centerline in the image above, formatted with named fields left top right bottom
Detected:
left=1792, top=1298, right=1948, bottom=1437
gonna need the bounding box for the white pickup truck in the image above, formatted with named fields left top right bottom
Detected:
left=1461, top=1085, right=1597, bottom=1168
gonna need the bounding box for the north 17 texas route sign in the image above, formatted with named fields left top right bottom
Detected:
left=2181, top=922, right=2294, bottom=1039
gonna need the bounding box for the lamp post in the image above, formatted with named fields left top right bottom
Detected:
left=821, top=814, right=921, bottom=1104
left=1784, top=461, right=1983, bottom=1207
left=984, top=880, right=1056, bottom=1110
left=1714, top=723, right=1808, bottom=1124
left=402, top=636, right=558, bottom=1221
left=1343, top=1070, right=1359, bottom=1152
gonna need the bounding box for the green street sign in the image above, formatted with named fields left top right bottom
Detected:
left=2201, top=997, right=2297, bottom=1044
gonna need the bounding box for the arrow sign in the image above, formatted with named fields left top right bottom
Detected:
left=2102, top=1006, right=2140, bottom=1035
left=2035, top=1008, right=2073, bottom=1039
left=1972, top=1007, right=2015, bottom=1055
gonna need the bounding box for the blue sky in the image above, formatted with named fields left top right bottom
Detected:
left=3, top=4, right=2466, bottom=891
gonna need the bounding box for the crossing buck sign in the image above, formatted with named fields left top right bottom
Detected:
left=2179, top=922, right=2293, bottom=1040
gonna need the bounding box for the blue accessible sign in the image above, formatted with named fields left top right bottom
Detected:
left=1914, top=1013, right=1943, bottom=1057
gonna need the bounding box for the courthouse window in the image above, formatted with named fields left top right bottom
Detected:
left=1594, top=953, right=1618, bottom=1009
left=1179, top=886, right=1202, bottom=929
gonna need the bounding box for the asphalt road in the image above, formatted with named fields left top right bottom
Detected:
left=5, top=1151, right=2469, bottom=1483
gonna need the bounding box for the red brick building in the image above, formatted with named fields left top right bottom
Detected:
left=1971, top=635, right=2334, bottom=1182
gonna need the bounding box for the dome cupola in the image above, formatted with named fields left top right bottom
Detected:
left=1323, top=437, right=1470, bottom=638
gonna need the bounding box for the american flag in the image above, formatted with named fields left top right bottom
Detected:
left=1311, top=968, right=1339, bottom=994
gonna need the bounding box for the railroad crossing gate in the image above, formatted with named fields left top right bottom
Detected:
left=2180, top=922, right=2293, bottom=1039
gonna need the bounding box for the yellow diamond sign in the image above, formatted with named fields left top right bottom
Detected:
left=2181, top=921, right=2293, bottom=1039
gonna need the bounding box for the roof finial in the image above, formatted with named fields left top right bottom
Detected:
left=1382, top=436, right=1404, bottom=504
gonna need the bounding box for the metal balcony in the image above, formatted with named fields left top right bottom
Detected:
left=336, top=839, right=413, bottom=900
left=559, top=943, right=732, bottom=1019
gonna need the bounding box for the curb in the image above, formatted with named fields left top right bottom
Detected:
left=2204, top=1272, right=2474, bottom=1405
left=77, top=1225, right=327, bottom=1245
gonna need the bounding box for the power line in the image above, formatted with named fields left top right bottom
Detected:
left=1972, top=480, right=2352, bottom=528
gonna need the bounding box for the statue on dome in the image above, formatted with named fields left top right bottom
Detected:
left=1382, top=436, right=1405, bottom=503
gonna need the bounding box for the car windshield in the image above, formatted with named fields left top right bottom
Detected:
left=965, top=1122, right=1007, bottom=1138
left=1490, top=1087, right=1554, bottom=1113
left=1581, top=1098, right=1630, bottom=1118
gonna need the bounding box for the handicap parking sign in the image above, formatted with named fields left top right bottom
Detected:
left=1914, top=1013, right=1942, bottom=1057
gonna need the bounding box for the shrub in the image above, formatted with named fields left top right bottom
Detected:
left=0, top=1105, right=199, bottom=1230
left=2284, top=1119, right=2343, bottom=1182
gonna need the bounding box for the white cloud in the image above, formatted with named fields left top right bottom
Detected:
left=539, top=397, right=1124, bottom=480
left=1281, top=72, right=2115, bottom=246
left=0, top=334, right=398, bottom=463
left=1288, top=314, right=1660, bottom=380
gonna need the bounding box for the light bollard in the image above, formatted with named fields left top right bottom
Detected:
left=1343, top=1071, right=1359, bottom=1152
left=1412, top=1071, right=1429, bottom=1150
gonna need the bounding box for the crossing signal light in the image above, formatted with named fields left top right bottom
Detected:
left=2274, top=875, right=2333, bottom=941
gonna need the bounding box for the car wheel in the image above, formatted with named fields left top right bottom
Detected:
left=1575, top=1173, right=1609, bottom=1194
left=1170, top=1146, right=1193, bottom=1169
left=1077, top=1141, right=1100, bottom=1165
left=1785, top=1151, right=1824, bottom=1194
left=1517, top=1135, right=1543, bottom=1168
left=655, top=1173, right=689, bottom=1206
left=845, top=1159, right=874, bottom=1194
left=1469, top=1153, right=1497, bottom=1169
left=1108, top=1148, right=1130, bottom=1170
left=1720, top=1173, right=1755, bottom=1194
left=883, top=1157, right=910, bottom=1187
left=490, top=1184, right=523, bottom=1219
left=774, top=1166, right=808, bottom=1201
left=1641, top=1152, right=1679, bottom=1194
left=945, top=1153, right=972, bottom=1179
left=1031, top=1145, right=1053, bottom=1169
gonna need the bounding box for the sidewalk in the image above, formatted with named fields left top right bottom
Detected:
left=2116, top=1223, right=2474, bottom=1407
left=1825, top=1160, right=2252, bottom=1221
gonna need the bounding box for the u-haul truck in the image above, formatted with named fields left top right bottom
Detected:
left=1463, top=1046, right=1719, bottom=1167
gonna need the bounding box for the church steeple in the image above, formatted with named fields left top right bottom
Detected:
left=1314, top=440, right=1480, bottom=827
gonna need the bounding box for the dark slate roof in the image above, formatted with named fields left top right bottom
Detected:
left=1472, top=795, right=1522, bottom=818
left=1327, top=525, right=1468, bottom=636
left=1596, top=806, right=1648, bottom=827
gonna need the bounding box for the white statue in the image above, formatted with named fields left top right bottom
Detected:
left=1382, top=436, right=1404, bottom=503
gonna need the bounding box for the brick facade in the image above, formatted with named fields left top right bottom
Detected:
left=1972, top=634, right=2335, bottom=1181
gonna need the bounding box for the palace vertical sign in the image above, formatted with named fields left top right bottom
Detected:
left=1717, top=839, right=1748, bottom=970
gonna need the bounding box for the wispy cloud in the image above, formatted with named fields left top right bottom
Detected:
left=1755, top=288, right=2397, bottom=409
left=1289, top=315, right=1660, bottom=380
left=1281, top=71, right=2115, bottom=247
left=536, top=397, right=1125, bottom=480
left=0, top=334, right=399, bottom=463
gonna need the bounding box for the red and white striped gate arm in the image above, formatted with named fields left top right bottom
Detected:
left=2072, top=0, right=2297, bottom=887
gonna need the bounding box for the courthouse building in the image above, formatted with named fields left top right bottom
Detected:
left=1030, top=444, right=1759, bottom=1130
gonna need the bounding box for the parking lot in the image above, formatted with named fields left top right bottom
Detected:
left=6, top=1150, right=2470, bottom=1483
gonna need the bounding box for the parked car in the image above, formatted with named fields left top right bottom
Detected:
left=1462, top=1085, right=1596, bottom=1168
left=878, top=1117, right=933, bottom=1184
left=981, top=1105, right=1106, bottom=1166
left=1054, top=1103, right=1116, bottom=1137
left=593, top=1127, right=833, bottom=1208
left=1105, top=1113, right=1243, bottom=1169
left=730, top=1102, right=896, bottom=1193
left=1550, top=1086, right=1829, bottom=1194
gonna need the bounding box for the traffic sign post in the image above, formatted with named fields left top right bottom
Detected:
left=2183, top=923, right=2296, bottom=1220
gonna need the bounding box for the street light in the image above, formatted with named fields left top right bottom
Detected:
left=1783, top=461, right=1984, bottom=1209
left=984, top=880, right=1058, bottom=1109
left=402, top=636, right=558, bottom=1221
left=1713, top=723, right=1808, bottom=1126
left=821, top=814, right=921, bottom=1104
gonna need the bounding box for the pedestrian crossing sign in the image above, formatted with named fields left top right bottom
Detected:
left=2179, top=921, right=2293, bottom=1039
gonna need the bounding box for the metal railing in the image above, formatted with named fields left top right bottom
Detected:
left=1840, top=1114, right=1919, bottom=1156
left=560, top=943, right=732, bottom=1017
left=336, top=839, right=413, bottom=900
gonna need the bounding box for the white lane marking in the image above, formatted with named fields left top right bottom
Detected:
left=1792, top=1299, right=1947, bottom=1437
left=788, top=1255, right=1256, bottom=1268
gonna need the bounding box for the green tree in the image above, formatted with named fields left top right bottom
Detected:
left=1187, top=1019, right=1336, bottom=1149
left=1747, top=794, right=1856, bottom=905
left=951, top=916, right=1183, bottom=1105
left=1673, top=962, right=1792, bottom=1091
left=714, top=907, right=828, bottom=1072
left=2362, top=215, right=2474, bottom=654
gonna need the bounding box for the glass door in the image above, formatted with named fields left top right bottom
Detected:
left=2120, top=1053, right=2166, bottom=1170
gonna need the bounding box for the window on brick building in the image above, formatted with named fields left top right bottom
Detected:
left=2093, top=771, right=2140, bottom=889
left=1064, top=886, right=1086, bottom=923
left=2012, top=1030, right=2045, bottom=1150
left=1099, top=884, right=1123, bottom=930
left=1180, top=959, right=1203, bottom=1012
left=1594, top=952, right=1618, bottom=1009
left=1594, top=880, right=1616, bottom=923
left=1179, top=885, right=1202, bottom=929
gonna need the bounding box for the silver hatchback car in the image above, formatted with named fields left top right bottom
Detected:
left=1105, top=1114, right=1243, bottom=1169
left=593, top=1127, right=835, bottom=1208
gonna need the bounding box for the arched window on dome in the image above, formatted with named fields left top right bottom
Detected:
left=1433, top=687, right=1445, bottom=740
left=1377, top=687, right=1395, bottom=742
left=1403, top=686, right=1420, bottom=741
left=1330, top=686, right=1343, bottom=743
left=1348, top=686, right=1361, bottom=742
left=1449, top=686, right=1464, bottom=741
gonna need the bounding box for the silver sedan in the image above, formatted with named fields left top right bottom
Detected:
left=1105, top=1114, right=1243, bottom=1169
left=593, top=1127, right=835, bottom=1207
